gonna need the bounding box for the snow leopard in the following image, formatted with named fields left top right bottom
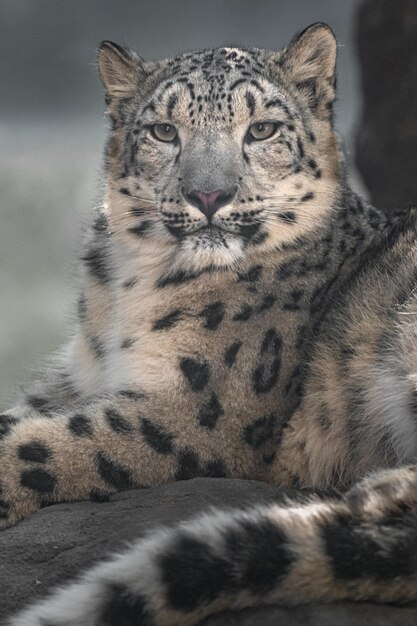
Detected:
left=5, top=22, right=417, bottom=626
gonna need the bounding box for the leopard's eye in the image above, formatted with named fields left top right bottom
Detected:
left=247, top=122, right=277, bottom=141
left=151, top=123, right=178, bottom=142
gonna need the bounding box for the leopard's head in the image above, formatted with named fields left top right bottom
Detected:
left=99, top=23, right=343, bottom=273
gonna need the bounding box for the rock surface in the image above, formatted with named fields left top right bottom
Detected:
left=355, top=0, right=417, bottom=210
left=1, top=478, right=417, bottom=625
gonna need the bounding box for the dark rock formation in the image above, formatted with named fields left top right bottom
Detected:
left=1, top=479, right=417, bottom=625
left=355, top=0, right=417, bottom=210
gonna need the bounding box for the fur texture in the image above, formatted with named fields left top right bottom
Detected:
left=3, top=23, right=417, bottom=625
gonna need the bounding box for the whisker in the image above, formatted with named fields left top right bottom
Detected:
left=109, top=222, right=159, bottom=238
left=263, top=206, right=315, bottom=216
left=263, top=212, right=323, bottom=227
left=118, top=210, right=152, bottom=217
left=263, top=206, right=325, bottom=219
left=263, top=190, right=330, bottom=200
left=109, top=214, right=148, bottom=225
left=121, top=194, right=156, bottom=204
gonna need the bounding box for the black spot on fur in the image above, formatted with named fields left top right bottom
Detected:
left=26, top=395, right=51, bottom=415
left=252, top=329, right=282, bottom=394
left=78, top=294, right=87, bottom=321
left=277, top=257, right=308, bottom=280
left=249, top=230, right=268, bottom=246
left=153, top=309, right=182, bottom=331
left=156, top=267, right=209, bottom=288
left=165, top=224, right=185, bottom=239
left=127, top=220, right=153, bottom=237
left=282, top=288, right=304, bottom=311
left=21, top=469, right=56, bottom=494
left=233, top=304, right=253, bottom=321
left=278, top=211, right=296, bottom=224
left=90, top=335, right=105, bottom=359
left=224, top=340, right=242, bottom=367
left=0, top=414, right=19, bottom=439
left=101, top=584, right=153, bottom=626
left=204, top=458, right=228, bottom=478
left=82, top=246, right=111, bottom=284
left=120, top=338, right=135, bottom=349
left=297, top=137, right=305, bottom=159
left=243, top=413, right=277, bottom=449
left=167, top=93, right=179, bottom=119
left=18, top=442, right=52, bottom=463
left=117, top=389, right=146, bottom=400
left=141, top=418, right=174, bottom=454
left=250, top=79, right=265, bottom=94
left=198, top=393, right=224, bottom=429
left=258, top=294, right=276, bottom=312
left=122, top=277, right=138, bottom=289
left=141, top=102, right=156, bottom=115
left=68, top=414, right=93, bottom=437
left=238, top=223, right=260, bottom=239
left=93, top=213, right=108, bottom=232
left=301, top=192, right=314, bottom=202
left=323, top=512, right=417, bottom=580
left=265, top=97, right=292, bottom=117
left=175, top=448, right=200, bottom=481
left=224, top=517, right=294, bottom=592
left=180, top=358, right=210, bottom=391
left=230, top=78, right=247, bottom=91
left=90, top=489, right=110, bottom=503
left=97, top=452, right=134, bottom=490
left=238, top=265, right=262, bottom=282
left=245, top=91, right=256, bottom=116
left=160, top=534, right=231, bottom=610
left=105, top=408, right=132, bottom=434
left=199, top=302, right=225, bottom=330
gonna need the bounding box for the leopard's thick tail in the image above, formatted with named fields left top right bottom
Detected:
left=9, top=466, right=417, bottom=626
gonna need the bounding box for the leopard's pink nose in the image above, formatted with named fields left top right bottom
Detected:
left=182, top=187, right=237, bottom=220
left=193, top=190, right=224, bottom=210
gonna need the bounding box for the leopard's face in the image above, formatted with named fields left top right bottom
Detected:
left=100, top=26, right=342, bottom=272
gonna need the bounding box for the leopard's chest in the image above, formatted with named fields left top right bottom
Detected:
left=104, top=265, right=313, bottom=422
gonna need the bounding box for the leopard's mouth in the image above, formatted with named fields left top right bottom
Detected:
left=165, top=221, right=262, bottom=243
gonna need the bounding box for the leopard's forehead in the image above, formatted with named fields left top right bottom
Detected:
left=143, top=46, right=287, bottom=125
left=165, top=46, right=266, bottom=77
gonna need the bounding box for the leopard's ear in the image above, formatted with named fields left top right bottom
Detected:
left=281, top=23, right=337, bottom=119
left=98, top=41, right=145, bottom=97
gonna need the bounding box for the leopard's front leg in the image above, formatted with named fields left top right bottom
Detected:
left=0, top=390, right=234, bottom=529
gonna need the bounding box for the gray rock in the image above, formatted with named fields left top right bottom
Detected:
left=1, top=478, right=416, bottom=625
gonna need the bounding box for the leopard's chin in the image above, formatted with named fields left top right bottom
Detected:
left=192, top=226, right=230, bottom=247
left=175, top=231, right=245, bottom=271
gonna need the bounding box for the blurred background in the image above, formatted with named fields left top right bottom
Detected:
left=1, top=0, right=416, bottom=409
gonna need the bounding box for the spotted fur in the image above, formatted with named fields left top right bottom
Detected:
left=5, top=23, right=417, bottom=626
